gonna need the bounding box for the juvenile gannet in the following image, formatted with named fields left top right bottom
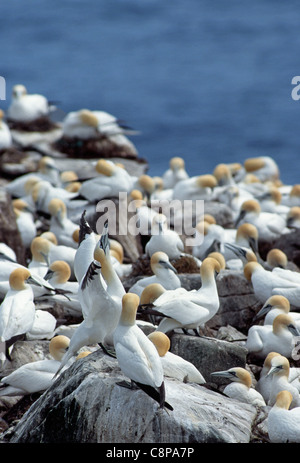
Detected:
left=77, top=159, right=134, bottom=202
left=48, top=198, right=78, bottom=248
left=129, top=251, right=180, bottom=297
left=148, top=331, right=205, bottom=384
left=0, top=109, right=12, bottom=150
left=139, top=257, right=221, bottom=335
left=113, top=293, right=173, bottom=410
left=0, top=335, right=70, bottom=396
left=13, top=199, right=37, bottom=248
left=266, top=355, right=300, bottom=409
left=246, top=313, right=300, bottom=359
left=267, top=390, right=300, bottom=443
left=235, top=199, right=289, bottom=241
left=7, top=84, right=56, bottom=122
left=172, top=174, right=217, bottom=201
left=243, top=156, right=279, bottom=183
left=145, top=213, right=185, bottom=260
left=162, top=157, right=189, bottom=190
left=211, top=367, right=266, bottom=406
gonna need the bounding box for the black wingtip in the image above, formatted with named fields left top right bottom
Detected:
left=79, top=210, right=93, bottom=245
left=134, top=381, right=173, bottom=411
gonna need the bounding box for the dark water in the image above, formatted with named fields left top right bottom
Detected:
left=1, top=0, right=300, bottom=184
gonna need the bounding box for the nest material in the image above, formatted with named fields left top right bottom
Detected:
left=53, top=135, right=143, bottom=160
left=7, top=116, right=59, bottom=133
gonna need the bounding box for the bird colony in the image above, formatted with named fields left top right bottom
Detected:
left=0, top=84, right=300, bottom=443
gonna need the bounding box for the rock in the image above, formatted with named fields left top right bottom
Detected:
left=169, top=333, right=247, bottom=384
left=273, top=229, right=300, bottom=267
left=5, top=348, right=267, bottom=443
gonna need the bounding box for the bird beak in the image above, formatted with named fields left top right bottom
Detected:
left=288, top=323, right=300, bottom=337
left=44, top=269, right=54, bottom=281
left=252, top=304, right=272, bottom=322
left=160, top=261, right=178, bottom=273
left=26, top=275, right=44, bottom=287
left=210, top=370, right=234, bottom=380
left=266, top=365, right=282, bottom=376
left=234, top=210, right=246, bottom=227
left=224, top=242, right=246, bottom=259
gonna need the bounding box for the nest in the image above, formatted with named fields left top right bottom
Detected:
left=52, top=135, right=144, bottom=160
left=7, top=116, right=59, bottom=133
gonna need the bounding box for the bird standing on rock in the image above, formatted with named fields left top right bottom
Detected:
left=113, top=293, right=173, bottom=411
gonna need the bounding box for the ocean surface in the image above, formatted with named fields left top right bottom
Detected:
left=1, top=0, right=300, bottom=185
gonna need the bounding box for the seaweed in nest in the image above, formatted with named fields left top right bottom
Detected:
left=52, top=135, right=143, bottom=161
left=129, top=254, right=152, bottom=277
left=7, top=116, right=60, bottom=133
left=172, top=254, right=200, bottom=274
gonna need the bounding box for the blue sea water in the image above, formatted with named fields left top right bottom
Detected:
left=1, top=0, right=300, bottom=184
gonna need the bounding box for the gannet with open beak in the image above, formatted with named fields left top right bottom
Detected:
left=246, top=313, right=300, bottom=360
left=267, top=390, right=300, bottom=443
left=148, top=331, right=205, bottom=384
left=129, top=251, right=180, bottom=297
left=211, top=367, right=266, bottom=407
left=0, top=335, right=70, bottom=396
left=113, top=293, right=173, bottom=411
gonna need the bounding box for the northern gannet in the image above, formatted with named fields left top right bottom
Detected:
left=235, top=199, right=289, bottom=241
left=148, top=331, right=206, bottom=384
left=286, top=206, right=300, bottom=229
left=0, top=109, right=12, bottom=150
left=129, top=251, right=180, bottom=297
left=38, top=232, right=77, bottom=279
left=246, top=313, right=300, bottom=360
left=73, top=211, right=99, bottom=284
left=211, top=367, right=266, bottom=406
left=265, top=248, right=288, bottom=270
left=77, top=159, right=134, bottom=203
left=172, top=174, right=217, bottom=201
left=113, top=293, right=173, bottom=411
left=253, top=295, right=300, bottom=327
left=7, top=84, right=56, bottom=122
left=243, top=156, right=279, bottom=183
left=243, top=261, right=299, bottom=304
left=5, top=157, right=61, bottom=198
left=48, top=198, right=78, bottom=248
left=0, top=335, right=70, bottom=396
left=266, top=355, right=300, bottom=409
left=0, top=268, right=41, bottom=347
left=139, top=257, right=221, bottom=335
left=267, top=391, right=300, bottom=443
left=162, top=157, right=189, bottom=190
left=281, top=184, right=300, bottom=208
left=31, top=179, right=79, bottom=214
left=145, top=213, right=185, bottom=260
left=26, top=309, right=57, bottom=340
left=12, top=199, right=37, bottom=248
